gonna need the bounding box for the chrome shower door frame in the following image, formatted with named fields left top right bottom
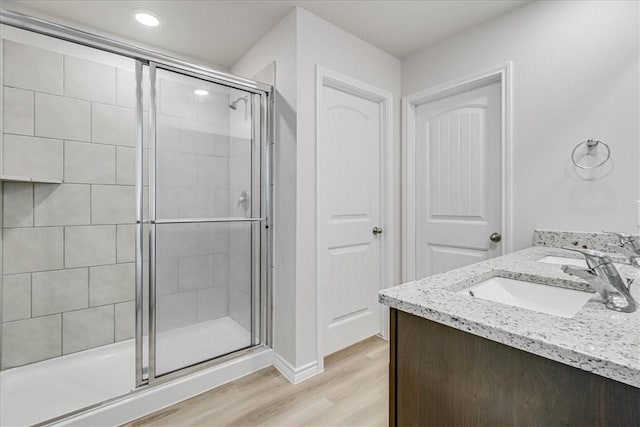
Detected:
left=0, top=7, right=274, bottom=422
left=138, top=61, right=273, bottom=385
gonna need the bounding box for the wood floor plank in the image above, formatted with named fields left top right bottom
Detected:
left=125, top=336, right=389, bottom=427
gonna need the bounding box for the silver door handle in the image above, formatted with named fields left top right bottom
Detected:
left=372, top=226, right=383, bottom=235
left=489, top=232, right=502, bottom=243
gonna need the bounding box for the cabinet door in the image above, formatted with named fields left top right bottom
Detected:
left=390, top=309, right=640, bottom=426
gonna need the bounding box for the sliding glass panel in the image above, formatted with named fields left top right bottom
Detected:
left=151, top=66, right=262, bottom=378
left=154, top=222, right=254, bottom=375
left=154, top=69, right=254, bottom=221
left=0, top=25, right=140, bottom=425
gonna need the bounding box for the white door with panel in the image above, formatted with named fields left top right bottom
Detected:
left=415, top=80, right=502, bottom=278
left=318, top=82, right=384, bottom=356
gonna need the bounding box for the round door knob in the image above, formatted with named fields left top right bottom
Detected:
left=489, top=232, right=502, bottom=243
left=372, top=226, right=383, bottom=235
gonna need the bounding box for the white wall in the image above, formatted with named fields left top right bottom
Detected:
left=232, top=7, right=401, bottom=372
left=295, top=8, right=402, bottom=367
left=230, top=10, right=298, bottom=365
left=402, top=0, right=640, bottom=250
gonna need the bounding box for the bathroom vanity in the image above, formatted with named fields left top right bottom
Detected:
left=380, top=232, right=640, bottom=426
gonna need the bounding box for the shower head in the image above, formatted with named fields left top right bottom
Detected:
left=229, top=95, right=248, bottom=110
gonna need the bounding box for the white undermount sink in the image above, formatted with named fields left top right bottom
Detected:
left=538, top=255, right=587, bottom=268
left=457, top=276, right=594, bottom=318
left=538, top=255, right=625, bottom=270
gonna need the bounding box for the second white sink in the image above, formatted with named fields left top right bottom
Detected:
left=538, top=255, right=625, bottom=270
left=538, top=255, right=587, bottom=268
left=458, top=276, right=594, bottom=318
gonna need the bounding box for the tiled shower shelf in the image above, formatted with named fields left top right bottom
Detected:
left=0, top=175, right=62, bottom=184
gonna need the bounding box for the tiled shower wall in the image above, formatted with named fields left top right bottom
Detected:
left=1, top=36, right=144, bottom=369
left=1, top=37, right=143, bottom=369
left=1, top=30, right=255, bottom=369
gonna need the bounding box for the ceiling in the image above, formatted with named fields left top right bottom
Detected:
left=3, top=1, right=528, bottom=68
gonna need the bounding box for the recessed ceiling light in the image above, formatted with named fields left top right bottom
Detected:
left=194, top=89, right=209, bottom=96
left=135, top=12, right=160, bottom=27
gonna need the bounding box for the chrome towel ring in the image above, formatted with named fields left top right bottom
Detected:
left=571, top=139, right=611, bottom=170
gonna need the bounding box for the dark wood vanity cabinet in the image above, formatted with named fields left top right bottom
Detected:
left=389, top=309, right=640, bottom=427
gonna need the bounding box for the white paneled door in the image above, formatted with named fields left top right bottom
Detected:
left=318, top=74, right=387, bottom=356
left=415, top=80, right=502, bottom=278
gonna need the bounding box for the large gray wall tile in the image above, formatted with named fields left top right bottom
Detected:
left=229, top=289, right=251, bottom=332
left=91, top=185, right=135, bottom=224
left=62, top=305, right=114, bottom=354
left=116, top=147, right=148, bottom=186
left=158, top=78, right=196, bottom=118
left=3, top=134, right=63, bottom=181
left=181, top=129, right=215, bottom=155
left=2, top=40, right=63, bottom=95
left=64, top=56, right=116, bottom=104
left=156, top=151, right=198, bottom=189
left=213, top=253, right=229, bottom=289
left=116, top=68, right=149, bottom=110
left=214, top=134, right=229, bottom=157
left=178, top=255, right=213, bottom=291
left=34, top=93, right=90, bottom=141
left=89, top=262, right=134, bottom=306
left=32, top=268, right=88, bottom=316
left=156, top=114, right=180, bottom=152
left=2, top=274, right=31, bottom=322
left=3, top=86, right=34, bottom=135
left=156, top=225, right=199, bottom=260
left=213, top=189, right=230, bottom=217
left=157, top=291, right=197, bottom=332
left=116, top=68, right=135, bottom=108
left=34, top=183, right=90, bottom=226
left=65, top=225, right=116, bottom=268
left=156, top=258, right=178, bottom=296
left=116, top=146, right=135, bottom=186
left=114, top=300, right=134, bottom=341
left=178, top=189, right=214, bottom=218
left=197, top=287, right=228, bottom=322
left=3, top=227, right=63, bottom=274
left=3, top=182, right=33, bottom=227
left=64, top=141, right=116, bottom=184
left=196, top=223, right=230, bottom=254
left=92, top=103, right=135, bottom=146
left=2, top=314, right=61, bottom=368
left=156, top=186, right=180, bottom=219
left=116, top=224, right=135, bottom=263
left=198, top=156, right=229, bottom=189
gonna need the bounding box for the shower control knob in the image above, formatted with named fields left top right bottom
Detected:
left=372, top=226, right=383, bottom=235
left=489, top=232, right=502, bottom=243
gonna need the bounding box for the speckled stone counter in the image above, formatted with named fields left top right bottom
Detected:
left=379, top=245, right=640, bottom=388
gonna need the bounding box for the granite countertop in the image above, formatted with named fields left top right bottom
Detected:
left=379, top=245, right=640, bottom=388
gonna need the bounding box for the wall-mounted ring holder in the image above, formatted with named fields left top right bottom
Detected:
left=571, top=139, right=611, bottom=170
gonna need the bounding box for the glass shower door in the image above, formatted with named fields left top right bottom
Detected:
left=148, top=65, right=263, bottom=377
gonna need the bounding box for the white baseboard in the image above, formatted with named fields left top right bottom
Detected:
left=273, top=352, right=322, bottom=384
left=56, top=348, right=274, bottom=427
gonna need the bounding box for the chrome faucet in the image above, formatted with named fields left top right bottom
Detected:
left=561, top=247, right=637, bottom=313
left=605, top=232, right=640, bottom=268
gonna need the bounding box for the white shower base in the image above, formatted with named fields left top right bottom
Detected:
left=1, top=316, right=251, bottom=427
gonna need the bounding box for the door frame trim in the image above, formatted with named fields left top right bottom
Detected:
left=315, top=66, right=394, bottom=372
left=402, top=62, right=513, bottom=282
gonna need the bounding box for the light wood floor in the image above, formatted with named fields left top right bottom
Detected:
left=125, top=336, right=389, bottom=427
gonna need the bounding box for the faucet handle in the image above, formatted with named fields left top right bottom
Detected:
left=604, top=232, right=640, bottom=268
left=605, top=232, right=640, bottom=252
left=561, top=246, right=613, bottom=269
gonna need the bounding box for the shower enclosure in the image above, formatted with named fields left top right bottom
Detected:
left=0, top=11, right=272, bottom=426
